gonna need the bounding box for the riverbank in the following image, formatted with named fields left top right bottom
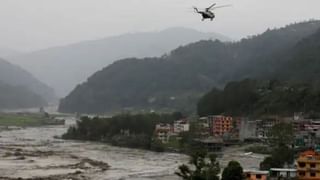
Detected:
left=62, top=114, right=180, bottom=152
left=0, top=123, right=266, bottom=179
left=0, top=113, right=64, bottom=127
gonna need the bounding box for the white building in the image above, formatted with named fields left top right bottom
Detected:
left=155, top=123, right=172, bottom=143
left=269, top=168, right=297, bottom=180
left=239, top=119, right=257, bottom=141
left=173, top=120, right=190, bottom=134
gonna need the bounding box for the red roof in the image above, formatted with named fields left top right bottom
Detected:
left=300, top=150, right=319, bottom=157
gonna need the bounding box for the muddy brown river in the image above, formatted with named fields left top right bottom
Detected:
left=0, top=116, right=266, bottom=180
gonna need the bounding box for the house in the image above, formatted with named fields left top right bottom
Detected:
left=304, top=121, right=320, bottom=136
left=173, top=120, right=190, bottom=134
left=269, top=168, right=297, bottom=180
left=208, top=115, right=234, bottom=136
left=294, top=119, right=320, bottom=147
left=297, top=150, right=320, bottom=179
left=197, top=117, right=210, bottom=137
left=155, top=123, right=172, bottom=143
left=244, top=170, right=268, bottom=180
left=255, top=118, right=280, bottom=139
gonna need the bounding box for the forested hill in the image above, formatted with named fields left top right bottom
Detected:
left=59, top=20, right=320, bottom=114
left=9, top=27, right=230, bottom=96
left=0, top=81, right=47, bottom=110
left=197, top=79, right=320, bottom=117
left=0, top=58, right=56, bottom=103
left=274, top=28, right=320, bottom=83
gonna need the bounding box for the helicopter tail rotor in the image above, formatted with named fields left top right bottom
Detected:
left=193, top=7, right=199, bottom=13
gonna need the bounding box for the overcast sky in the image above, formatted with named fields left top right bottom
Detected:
left=0, top=0, right=320, bottom=52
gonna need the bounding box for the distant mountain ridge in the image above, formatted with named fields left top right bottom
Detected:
left=0, top=58, right=56, bottom=104
left=9, top=27, right=230, bottom=96
left=58, top=20, right=320, bottom=114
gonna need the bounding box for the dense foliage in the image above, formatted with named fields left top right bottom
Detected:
left=62, top=113, right=176, bottom=150
left=221, top=161, right=244, bottom=180
left=0, top=81, right=47, bottom=109
left=267, top=122, right=294, bottom=146
left=175, top=150, right=220, bottom=180
left=260, top=123, right=295, bottom=170
left=197, top=79, right=320, bottom=117
left=260, top=145, right=295, bottom=170
left=59, top=21, right=320, bottom=113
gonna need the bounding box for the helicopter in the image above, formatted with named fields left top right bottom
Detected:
left=193, top=3, right=231, bottom=21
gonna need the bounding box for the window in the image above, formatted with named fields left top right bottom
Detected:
left=270, top=171, right=277, bottom=177
left=311, top=163, right=316, bottom=168
left=310, top=172, right=316, bottom=177
left=256, top=174, right=262, bottom=179
left=299, top=162, right=306, bottom=168
left=246, top=173, right=251, bottom=178
left=299, top=172, right=305, bottom=177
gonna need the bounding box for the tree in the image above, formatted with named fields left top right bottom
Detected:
left=267, top=122, right=294, bottom=146
left=260, top=122, right=295, bottom=170
left=175, top=151, right=220, bottom=180
left=172, top=111, right=184, bottom=120
left=260, top=145, right=295, bottom=170
left=260, top=156, right=282, bottom=170
left=150, top=138, right=165, bottom=152
left=221, top=161, right=244, bottom=180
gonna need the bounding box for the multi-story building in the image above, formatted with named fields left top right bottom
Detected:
left=155, top=123, right=172, bottom=143
left=208, top=115, right=234, bottom=136
left=173, top=120, right=190, bottom=134
left=297, top=150, right=320, bottom=179
left=294, top=119, right=320, bottom=147
left=269, top=168, right=297, bottom=180
left=255, top=118, right=280, bottom=139
left=239, top=119, right=257, bottom=141
left=197, top=117, right=210, bottom=137
left=244, top=170, right=268, bottom=180
left=305, top=121, right=320, bottom=133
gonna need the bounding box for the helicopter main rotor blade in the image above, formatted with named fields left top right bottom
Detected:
left=212, top=4, right=232, bottom=10
left=206, top=3, right=216, bottom=10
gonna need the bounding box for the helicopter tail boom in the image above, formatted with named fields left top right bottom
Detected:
left=193, top=7, right=199, bottom=13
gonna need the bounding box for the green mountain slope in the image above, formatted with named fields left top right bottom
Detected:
left=0, top=81, right=47, bottom=110
left=0, top=58, right=56, bottom=103
left=199, top=27, right=320, bottom=116
left=197, top=79, right=320, bottom=117
left=275, top=28, right=320, bottom=83
left=59, top=20, right=320, bottom=114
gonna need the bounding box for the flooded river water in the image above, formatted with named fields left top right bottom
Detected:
left=0, top=117, right=266, bottom=180
left=0, top=118, right=188, bottom=180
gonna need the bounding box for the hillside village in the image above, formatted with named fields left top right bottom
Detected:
left=153, top=113, right=320, bottom=179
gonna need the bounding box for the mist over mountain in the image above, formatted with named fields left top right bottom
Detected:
left=58, top=20, right=320, bottom=114
left=0, top=47, right=22, bottom=58
left=9, top=27, right=230, bottom=97
left=0, top=58, right=56, bottom=103
left=0, top=81, right=47, bottom=110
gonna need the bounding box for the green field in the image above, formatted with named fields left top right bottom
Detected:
left=0, top=114, right=48, bottom=127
